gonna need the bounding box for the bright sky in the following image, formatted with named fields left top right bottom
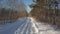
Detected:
left=1, top=0, right=60, bottom=13
left=23, top=0, right=34, bottom=13
left=0, top=0, right=34, bottom=13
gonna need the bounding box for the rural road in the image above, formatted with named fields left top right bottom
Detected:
left=0, top=17, right=60, bottom=34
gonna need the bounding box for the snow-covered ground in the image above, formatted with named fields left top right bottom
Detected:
left=30, top=17, right=60, bottom=34
left=0, top=18, right=29, bottom=34
left=0, top=17, right=60, bottom=34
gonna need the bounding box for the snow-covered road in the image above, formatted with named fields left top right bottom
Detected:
left=0, top=18, right=30, bottom=34
left=0, top=17, right=60, bottom=34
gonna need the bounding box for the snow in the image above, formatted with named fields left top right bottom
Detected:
left=0, top=18, right=28, bottom=34
left=0, top=17, right=60, bottom=34
left=15, top=18, right=31, bottom=34
left=30, top=17, right=60, bottom=34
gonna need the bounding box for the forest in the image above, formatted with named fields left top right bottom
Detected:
left=0, top=0, right=28, bottom=21
left=30, top=0, right=60, bottom=26
left=0, top=8, right=28, bottom=21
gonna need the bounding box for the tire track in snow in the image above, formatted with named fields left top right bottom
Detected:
left=22, top=19, right=31, bottom=34
left=15, top=21, right=27, bottom=34
left=30, top=22, right=33, bottom=34
left=25, top=22, right=29, bottom=34
left=21, top=20, right=29, bottom=34
left=26, top=21, right=31, bottom=34
left=23, top=22, right=29, bottom=34
left=15, top=18, right=28, bottom=34
left=15, top=18, right=29, bottom=34
left=6, top=19, right=27, bottom=34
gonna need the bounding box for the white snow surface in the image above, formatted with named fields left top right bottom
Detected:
left=0, top=17, right=60, bottom=34
left=30, top=17, right=60, bottom=34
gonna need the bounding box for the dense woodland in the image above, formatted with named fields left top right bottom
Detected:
left=0, top=8, right=28, bottom=21
left=0, top=0, right=28, bottom=24
left=30, top=0, right=60, bottom=26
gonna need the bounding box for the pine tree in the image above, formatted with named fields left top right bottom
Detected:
left=30, top=0, right=59, bottom=25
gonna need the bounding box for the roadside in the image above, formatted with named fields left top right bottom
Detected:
left=0, top=18, right=27, bottom=34
left=30, top=17, right=60, bottom=34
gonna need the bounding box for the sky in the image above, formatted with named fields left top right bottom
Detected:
left=1, top=0, right=60, bottom=13
left=23, top=0, right=34, bottom=13
left=0, top=0, right=34, bottom=13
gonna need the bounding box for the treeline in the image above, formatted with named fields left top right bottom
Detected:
left=0, top=8, right=28, bottom=21
left=30, top=0, right=60, bottom=26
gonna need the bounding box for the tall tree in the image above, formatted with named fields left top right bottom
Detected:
left=30, top=0, right=59, bottom=25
